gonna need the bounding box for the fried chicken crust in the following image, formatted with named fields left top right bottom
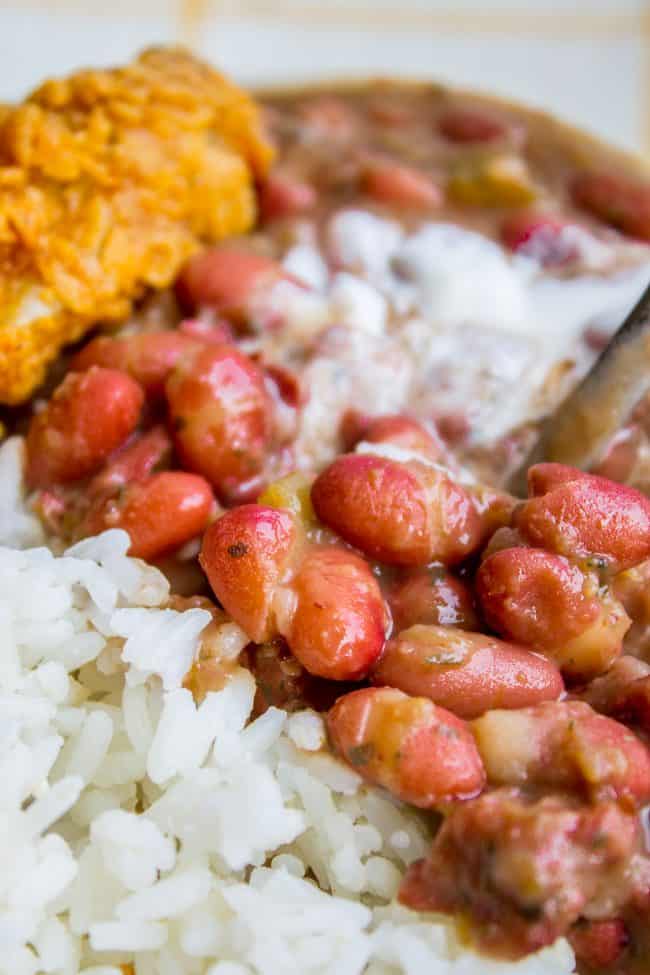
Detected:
left=0, top=47, right=274, bottom=403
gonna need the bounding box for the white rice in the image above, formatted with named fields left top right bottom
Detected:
left=0, top=437, right=575, bottom=974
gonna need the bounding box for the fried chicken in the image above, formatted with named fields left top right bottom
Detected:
left=0, top=47, right=274, bottom=403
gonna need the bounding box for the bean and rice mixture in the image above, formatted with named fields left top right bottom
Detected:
left=3, top=73, right=650, bottom=975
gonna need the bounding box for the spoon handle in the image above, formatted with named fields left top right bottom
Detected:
left=508, top=280, right=650, bottom=495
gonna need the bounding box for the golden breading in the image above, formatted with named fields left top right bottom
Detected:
left=0, top=47, right=274, bottom=403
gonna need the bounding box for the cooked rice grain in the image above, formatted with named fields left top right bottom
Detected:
left=0, top=437, right=575, bottom=974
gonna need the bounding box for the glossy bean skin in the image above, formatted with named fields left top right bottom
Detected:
left=572, top=171, right=650, bottom=241
left=26, top=367, right=143, bottom=488
left=88, top=425, right=172, bottom=496
left=201, top=508, right=387, bottom=680
left=166, top=345, right=272, bottom=499
left=285, top=546, right=389, bottom=681
left=387, top=566, right=479, bottom=632
left=373, top=624, right=564, bottom=719
left=516, top=467, right=650, bottom=572
left=471, top=700, right=650, bottom=805
left=438, top=107, right=507, bottom=143
left=72, top=331, right=199, bottom=397
left=176, top=246, right=290, bottom=324
left=327, top=686, right=486, bottom=807
left=477, top=548, right=629, bottom=680
left=311, top=453, right=482, bottom=566
left=362, top=158, right=442, bottom=209
left=82, top=471, right=214, bottom=560
left=199, top=504, right=298, bottom=644
left=399, top=789, right=638, bottom=959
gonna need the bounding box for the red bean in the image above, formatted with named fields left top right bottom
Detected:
left=285, top=546, right=389, bottom=681
left=373, top=624, right=564, bottom=719
left=83, top=471, right=214, bottom=561
left=582, top=659, right=650, bottom=735
left=260, top=173, right=316, bottom=221
left=175, top=247, right=290, bottom=324
left=26, top=367, right=143, bottom=488
left=362, top=158, right=442, bottom=209
left=311, top=453, right=482, bottom=566
left=471, top=700, right=650, bottom=805
left=264, top=363, right=305, bottom=411
left=477, top=547, right=629, bottom=679
left=327, top=686, right=485, bottom=807
left=516, top=469, right=650, bottom=572
left=88, top=425, right=172, bottom=496
left=166, top=345, right=272, bottom=499
left=178, top=318, right=235, bottom=346
left=438, top=107, right=507, bottom=143
left=360, top=414, right=445, bottom=461
left=386, top=566, right=478, bottom=632
left=572, top=171, right=650, bottom=241
left=526, top=461, right=589, bottom=497
left=500, top=212, right=579, bottom=266
left=339, top=409, right=373, bottom=451
left=434, top=411, right=471, bottom=447
left=199, top=504, right=298, bottom=644
left=571, top=708, right=650, bottom=803
left=340, top=411, right=443, bottom=457
left=569, top=919, right=629, bottom=970
left=577, top=655, right=650, bottom=716
left=72, top=332, right=199, bottom=397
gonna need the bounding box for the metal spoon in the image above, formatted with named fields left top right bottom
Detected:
left=508, top=280, right=650, bottom=495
